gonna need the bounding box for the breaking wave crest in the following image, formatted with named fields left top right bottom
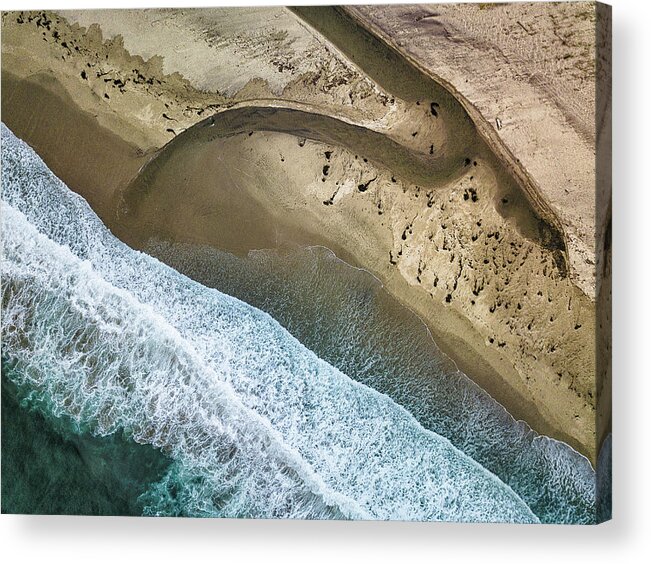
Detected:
left=148, top=241, right=598, bottom=523
left=1, top=123, right=537, bottom=522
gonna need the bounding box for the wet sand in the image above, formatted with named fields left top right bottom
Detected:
left=1, top=72, right=147, bottom=222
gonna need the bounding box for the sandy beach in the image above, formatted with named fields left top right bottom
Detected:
left=0, top=7, right=606, bottom=462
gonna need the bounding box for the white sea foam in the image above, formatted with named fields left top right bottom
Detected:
left=1, top=123, right=538, bottom=522
left=154, top=240, right=597, bottom=523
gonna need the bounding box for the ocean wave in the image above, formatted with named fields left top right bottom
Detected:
left=1, top=123, right=537, bottom=522
left=148, top=240, right=598, bottom=523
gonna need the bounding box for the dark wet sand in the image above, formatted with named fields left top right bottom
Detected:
left=1, top=72, right=147, bottom=222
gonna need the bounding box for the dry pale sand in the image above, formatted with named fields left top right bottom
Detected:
left=345, top=2, right=607, bottom=301
left=0, top=7, right=607, bottom=462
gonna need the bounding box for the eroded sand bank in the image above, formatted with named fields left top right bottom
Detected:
left=342, top=2, right=607, bottom=300
left=0, top=8, right=601, bottom=461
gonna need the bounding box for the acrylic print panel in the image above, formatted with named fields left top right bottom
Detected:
left=0, top=3, right=611, bottom=523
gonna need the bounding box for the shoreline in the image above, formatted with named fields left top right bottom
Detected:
left=1, top=9, right=598, bottom=462
left=278, top=241, right=596, bottom=470
left=0, top=78, right=588, bottom=457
